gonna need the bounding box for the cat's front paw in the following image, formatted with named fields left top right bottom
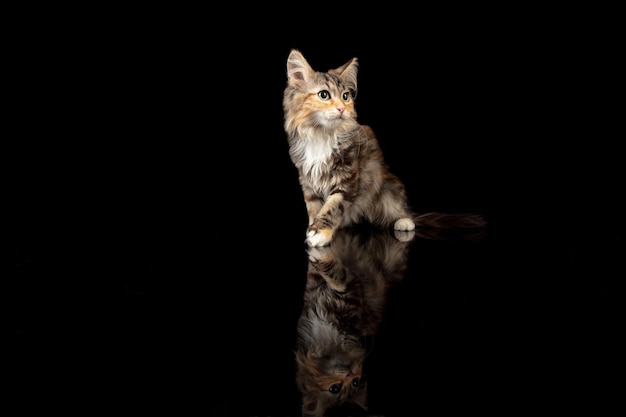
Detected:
left=306, top=246, right=331, bottom=263
left=305, top=228, right=332, bottom=247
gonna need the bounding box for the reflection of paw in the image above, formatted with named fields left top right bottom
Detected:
left=394, top=218, right=415, bottom=231
left=307, top=247, right=330, bottom=262
left=394, top=229, right=416, bottom=242
left=306, top=229, right=332, bottom=247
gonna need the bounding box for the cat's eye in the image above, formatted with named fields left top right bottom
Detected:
left=318, top=90, right=330, bottom=100
left=351, top=377, right=360, bottom=387
left=328, top=383, right=342, bottom=394
left=342, top=92, right=351, bottom=101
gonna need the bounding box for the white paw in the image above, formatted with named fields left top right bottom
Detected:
left=394, top=218, right=415, bottom=231
left=307, top=247, right=329, bottom=262
left=306, top=230, right=331, bottom=247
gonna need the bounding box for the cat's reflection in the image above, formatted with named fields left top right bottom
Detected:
left=295, top=226, right=414, bottom=417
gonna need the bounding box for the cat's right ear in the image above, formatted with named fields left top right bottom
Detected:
left=287, top=49, right=314, bottom=85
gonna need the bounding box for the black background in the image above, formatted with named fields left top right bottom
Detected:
left=9, top=6, right=622, bottom=416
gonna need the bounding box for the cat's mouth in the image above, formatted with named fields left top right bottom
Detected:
left=319, top=117, right=343, bottom=129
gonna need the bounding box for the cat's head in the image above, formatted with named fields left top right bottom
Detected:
left=283, top=49, right=359, bottom=136
left=295, top=339, right=367, bottom=417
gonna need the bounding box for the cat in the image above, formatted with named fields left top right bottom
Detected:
left=283, top=49, right=485, bottom=247
left=295, top=226, right=412, bottom=417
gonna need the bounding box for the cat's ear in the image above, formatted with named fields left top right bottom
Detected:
left=302, top=394, right=326, bottom=417
left=330, top=57, right=359, bottom=98
left=287, top=49, right=314, bottom=85
left=352, top=380, right=368, bottom=411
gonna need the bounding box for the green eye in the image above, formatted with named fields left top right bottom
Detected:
left=318, top=90, right=330, bottom=100
left=342, top=92, right=350, bottom=101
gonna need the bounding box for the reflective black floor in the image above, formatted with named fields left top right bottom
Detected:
left=11, top=184, right=623, bottom=415
left=10, top=12, right=622, bottom=416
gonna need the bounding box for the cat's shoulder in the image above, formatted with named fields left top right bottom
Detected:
left=360, top=125, right=374, bottom=135
left=358, top=124, right=378, bottom=141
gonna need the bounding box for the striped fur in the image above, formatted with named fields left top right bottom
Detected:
left=283, top=49, right=415, bottom=247
left=283, top=49, right=485, bottom=247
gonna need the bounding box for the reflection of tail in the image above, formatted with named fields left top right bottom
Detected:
left=414, top=212, right=486, bottom=228
left=411, top=212, right=487, bottom=241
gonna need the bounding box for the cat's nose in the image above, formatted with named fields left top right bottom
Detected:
left=337, top=106, right=345, bottom=114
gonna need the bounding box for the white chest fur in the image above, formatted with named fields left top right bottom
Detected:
left=294, top=131, right=337, bottom=178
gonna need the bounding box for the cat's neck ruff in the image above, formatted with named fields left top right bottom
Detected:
left=291, top=124, right=362, bottom=177
left=292, top=127, right=337, bottom=176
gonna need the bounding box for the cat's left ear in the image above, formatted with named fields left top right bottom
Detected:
left=330, top=58, right=359, bottom=98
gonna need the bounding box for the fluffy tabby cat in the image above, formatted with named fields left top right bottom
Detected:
left=283, top=49, right=485, bottom=247
left=295, top=226, right=412, bottom=417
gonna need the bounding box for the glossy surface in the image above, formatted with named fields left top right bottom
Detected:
left=12, top=173, right=622, bottom=416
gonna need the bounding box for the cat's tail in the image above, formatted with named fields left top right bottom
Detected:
left=409, top=212, right=487, bottom=241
